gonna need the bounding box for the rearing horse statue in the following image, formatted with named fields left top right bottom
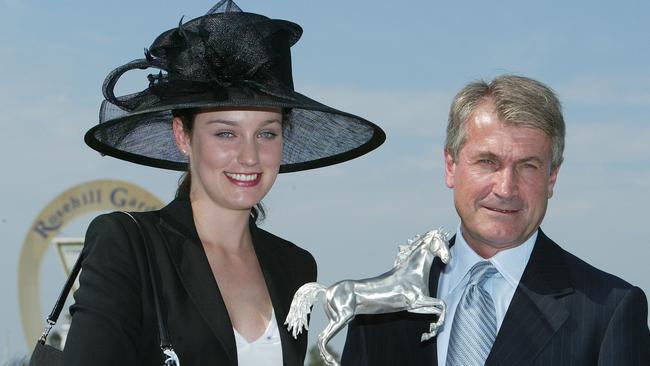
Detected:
left=284, top=229, right=451, bottom=366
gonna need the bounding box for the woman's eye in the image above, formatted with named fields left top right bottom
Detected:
left=258, top=131, right=279, bottom=139
left=215, top=131, right=235, bottom=138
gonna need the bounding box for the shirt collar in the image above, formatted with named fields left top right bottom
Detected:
left=443, top=224, right=537, bottom=295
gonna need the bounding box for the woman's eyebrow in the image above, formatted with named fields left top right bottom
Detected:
left=262, top=118, right=282, bottom=126
left=204, top=118, right=282, bottom=126
left=205, top=119, right=236, bottom=126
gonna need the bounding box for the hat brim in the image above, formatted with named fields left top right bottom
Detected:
left=85, top=90, right=385, bottom=173
left=87, top=8, right=385, bottom=172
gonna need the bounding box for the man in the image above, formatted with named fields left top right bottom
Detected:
left=341, top=75, right=650, bottom=365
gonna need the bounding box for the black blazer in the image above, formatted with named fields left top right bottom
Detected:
left=342, top=230, right=650, bottom=365
left=62, top=196, right=317, bottom=366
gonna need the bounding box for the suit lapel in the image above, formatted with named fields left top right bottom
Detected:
left=426, top=235, right=455, bottom=366
left=486, top=230, right=573, bottom=365
left=250, top=224, right=301, bottom=366
left=158, top=198, right=238, bottom=366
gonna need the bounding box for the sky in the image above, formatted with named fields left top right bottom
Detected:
left=1, top=0, right=649, bottom=361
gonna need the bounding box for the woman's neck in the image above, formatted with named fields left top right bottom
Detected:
left=190, top=197, right=253, bottom=252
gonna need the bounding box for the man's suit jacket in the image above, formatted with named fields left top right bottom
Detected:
left=342, top=230, right=650, bottom=365
left=62, top=196, right=316, bottom=366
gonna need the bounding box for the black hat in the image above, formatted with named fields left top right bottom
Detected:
left=85, top=0, right=385, bottom=173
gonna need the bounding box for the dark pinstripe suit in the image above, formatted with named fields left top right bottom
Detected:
left=341, top=230, right=650, bottom=365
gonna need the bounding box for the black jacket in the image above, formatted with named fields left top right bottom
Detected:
left=342, top=230, right=650, bottom=365
left=62, top=196, right=317, bottom=366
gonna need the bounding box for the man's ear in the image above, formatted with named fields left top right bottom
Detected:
left=547, top=164, right=561, bottom=198
left=444, top=148, right=456, bottom=189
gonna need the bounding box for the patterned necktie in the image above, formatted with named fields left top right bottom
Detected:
left=446, top=261, right=498, bottom=366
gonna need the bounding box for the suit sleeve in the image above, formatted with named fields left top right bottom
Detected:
left=62, top=213, right=143, bottom=366
left=341, top=317, right=369, bottom=366
left=598, top=286, right=650, bottom=365
left=341, top=312, right=438, bottom=366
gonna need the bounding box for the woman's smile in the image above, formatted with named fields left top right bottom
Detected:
left=225, top=172, right=262, bottom=187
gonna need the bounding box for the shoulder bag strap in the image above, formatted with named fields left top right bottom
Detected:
left=36, top=212, right=181, bottom=366
left=36, top=243, right=85, bottom=345
left=121, top=211, right=181, bottom=366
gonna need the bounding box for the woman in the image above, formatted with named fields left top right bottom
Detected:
left=62, top=1, right=384, bottom=366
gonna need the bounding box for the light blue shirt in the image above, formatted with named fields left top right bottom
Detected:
left=436, top=225, right=537, bottom=366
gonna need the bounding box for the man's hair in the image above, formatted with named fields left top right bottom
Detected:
left=445, top=75, right=565, bottom=171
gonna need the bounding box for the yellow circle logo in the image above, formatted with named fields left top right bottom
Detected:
left=18, top=179, right=164, bottom=346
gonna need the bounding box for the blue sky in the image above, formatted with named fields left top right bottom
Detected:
left=1, top=0, right=649, bottom=359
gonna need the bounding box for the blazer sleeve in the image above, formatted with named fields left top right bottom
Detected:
left=62, top=213, right=143, bottom=366
left=341, top=312, right=438, bottom=366
left=341, top=316, right=370, bottom=366
left=598, top=286, right=650, bottom=365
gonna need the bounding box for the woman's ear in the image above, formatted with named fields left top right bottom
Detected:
left=172, top=117, right=190, bottom=156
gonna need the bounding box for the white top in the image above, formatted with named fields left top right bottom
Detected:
left=233, top=310, right=283, bottom=366
left=436, top=225, right=537, bottom=365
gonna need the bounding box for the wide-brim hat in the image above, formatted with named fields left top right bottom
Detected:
left=85, top=1, right=385, bottom=173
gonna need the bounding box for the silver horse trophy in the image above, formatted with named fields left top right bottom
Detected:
left=285, top=228, right=451, bottom=366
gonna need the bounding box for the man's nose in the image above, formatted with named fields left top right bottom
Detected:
left=494, top=167, right=518, bottom=198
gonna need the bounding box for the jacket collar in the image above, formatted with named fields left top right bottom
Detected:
left=159, top=195, right=202, bottom=248
left=158, top=196, right=238, bottom=365
left=249, top=226, right=304, bottom=366
left=486, top=229, right=573, bottom=365
left=427, top=235, right=454, bottom=364
left=428, top=230, right=573, bottom=366
left=157, top=196, right=302, bottom=365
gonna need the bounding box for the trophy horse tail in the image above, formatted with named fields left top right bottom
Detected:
left=284, top=282, right=326, bottom=339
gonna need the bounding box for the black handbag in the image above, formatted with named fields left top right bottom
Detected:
left=29, top=212, right=180, bottom=366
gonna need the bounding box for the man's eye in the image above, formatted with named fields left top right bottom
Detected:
left=478, top=159, right=495, bottom=165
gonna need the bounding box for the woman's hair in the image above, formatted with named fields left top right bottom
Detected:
left=172, top=108, right=290, bottom=222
